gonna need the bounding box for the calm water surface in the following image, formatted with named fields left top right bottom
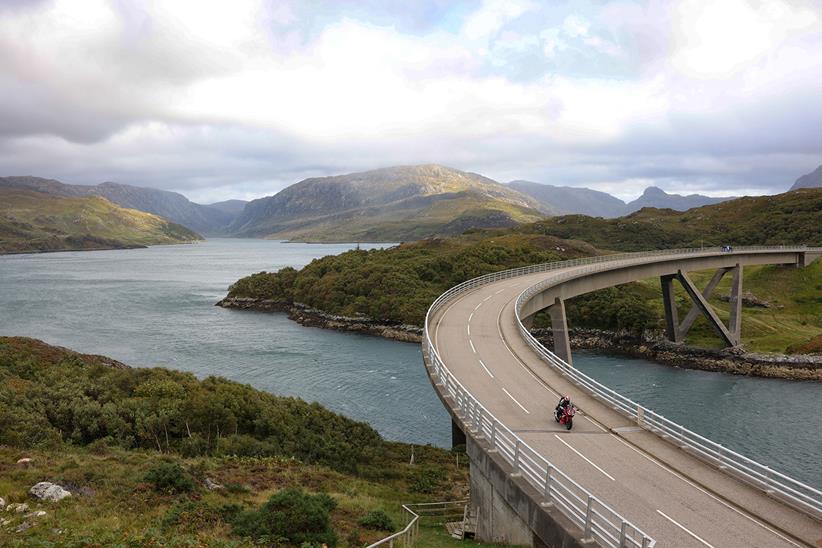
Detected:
left=1, top=239, right=818, bottom=486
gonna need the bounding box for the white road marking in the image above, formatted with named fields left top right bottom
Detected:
left=496, top=305, right=559, bottom=397
left=495, top=288, right=505, bottom=294
left=469, top=339, right=476, bottom=353
left=474, top=302, right=482, bottom=311
left=657, top=510, right=715, bottom=548
left=584, top=416, right=608, bottom=433
left=502, top=387, right=529, bottom=414
left=554, top=435, right=615, bottom=481
left=478, top=359, right=494, bottom=378
left=469, top=312, right=474, bottom=322
left=609, top=435, right=801, bottom=548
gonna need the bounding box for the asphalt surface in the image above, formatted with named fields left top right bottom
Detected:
left=428, top=263, right=821, bottom=548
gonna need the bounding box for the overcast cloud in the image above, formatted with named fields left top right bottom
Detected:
left=0, top=0, right=820, bottom=203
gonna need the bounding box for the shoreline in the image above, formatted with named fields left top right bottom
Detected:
left=0, top=239, right=202, bottom=256
left=217, top=296, right=821, bottom=380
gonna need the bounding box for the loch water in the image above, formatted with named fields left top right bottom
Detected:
left=0, top=239, right=818, bottom=487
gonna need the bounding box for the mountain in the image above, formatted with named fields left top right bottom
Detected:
left=508, top=180, right=628, bottom=217
left=0, top=187, right=202, bottom=254
left=0, top=176, right=235, bottom=235
left=790, top=165, right=822, bottom=190
left=229, top=165, right=547, bottom=242
left=625, top=186, right=734, bottom=211
left=522, top=188, right=822, bottom=251
left=206, top=199, right=248, bottom=216
left=508, top=181, right=735, bottom=217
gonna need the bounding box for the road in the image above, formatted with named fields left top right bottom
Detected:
left=428, top=263, right=821, bottom=548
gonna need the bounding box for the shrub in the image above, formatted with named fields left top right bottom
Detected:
left=162, top=501, right=223, bottom=532
left=144, top=462, right=195, bottom=494
left=358, top=509, right=395, bottom=531
left=409, top=466, right=446, bottom=494
left=231, top=487, right=337, bottom=546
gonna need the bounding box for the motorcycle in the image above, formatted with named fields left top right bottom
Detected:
left=554, top=404, right=575, bottom=430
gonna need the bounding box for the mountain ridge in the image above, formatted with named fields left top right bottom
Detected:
left=509, top=180, right=735, bottom=217
left=229, top=164, right=548, bottom=241
left=790, top=165, right=822, bottom=190
left=0, top=176, right=235, bottom=235
left=0, top=187, right=202, bottom=254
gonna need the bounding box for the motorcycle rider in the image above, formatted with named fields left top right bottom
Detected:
left=556, top=395, right=571, bottom=417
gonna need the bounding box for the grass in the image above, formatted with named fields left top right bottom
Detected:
left=0, top=337, right=477, bottom=546
left=0, top=444, right=471, bottom=546
left=0, top=188, right=201, bottom=254
left=603, top=260, right=822, bottom=353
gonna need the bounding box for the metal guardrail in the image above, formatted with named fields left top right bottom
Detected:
left=511, top=247, right=822, bottom=519
left=366, top=501, right=467, bottom=548
left=422, top=245, right=819, bottom=548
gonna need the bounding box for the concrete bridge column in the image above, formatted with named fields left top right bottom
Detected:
left=661, top=266, right=743, bottom=348
left=452, top=419, right=467, bottom=449
left=728, top=264, right=743, bottom=344
left=547, top=298, right=572, bottom=366
left=660, top=274, right=680, bottom=343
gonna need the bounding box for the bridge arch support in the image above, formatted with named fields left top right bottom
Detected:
left=518, top=250, right=816, bottom=361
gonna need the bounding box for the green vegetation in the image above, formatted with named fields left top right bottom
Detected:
left=520, top=188, right=822, bottom=251
left=0, top=188, right=201, bottom=254
left=0, top=337, right=475, bottom=546
left=231, top=487, right=337, bottom=545
left=231, top=164, right=547, bottom=242
left=358, top=509, right=396, bottom=531
left=226, top=232, right=597, bottom=325
left=549, top=261, right=822, bottom=353
left=225, top=190, right=821, bottom=353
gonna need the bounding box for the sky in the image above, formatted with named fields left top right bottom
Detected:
left=0, top=0, right=821, bottom=203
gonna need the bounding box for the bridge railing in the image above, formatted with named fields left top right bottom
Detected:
left=423, top=245, right=818, bottom=548
left=366, top=500, right=468, bottom=548
left=511, top=247, right=822, bottom=519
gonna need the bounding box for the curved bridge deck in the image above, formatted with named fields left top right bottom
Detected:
left=425, top=248, right=821, bottom=548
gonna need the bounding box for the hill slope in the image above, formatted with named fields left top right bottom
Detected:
left=0, top=337, right=468, bottom=545
left=0, top=176, right=235, bottom=235
left=790, top=165, right=822, bottom=190
left=230, top=165, right=547, bottom=242
left=523, top=188, right=822, bottom=251
left=0, top=188, right=202, bottom=254
left=221, top=189, right=821, bottom=353
left=625, top=186, right=733, bottom=211
left=510, top=181, right=735, bottom=217
left=508, top=180, right=627, bottom=217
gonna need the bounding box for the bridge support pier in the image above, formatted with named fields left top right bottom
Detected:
left=547, top=298, right=572, bottom=366
left=660, top=265, right=743, bottom=348
left=452, top=419, right=467, bottom=449
left=467, top=436, right=586, bottom=548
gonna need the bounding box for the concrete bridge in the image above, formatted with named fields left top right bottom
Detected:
left=422, top=246, right=821, bottom=548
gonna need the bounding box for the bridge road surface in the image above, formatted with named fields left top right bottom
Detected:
left=429, top=265, right=821, bottom=548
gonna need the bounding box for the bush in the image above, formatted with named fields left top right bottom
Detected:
left=162, top=501, right=223, bottom=532
left=358, top=509, right=395, bottom=531
left=409, top=466, right=446, bottom=494
left=231, top=487, right=337, bottom=546
left=144, top=462, right=195, bottom=494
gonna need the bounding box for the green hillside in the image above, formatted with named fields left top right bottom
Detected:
left=519, top=188, right=822, bottom=251
left=230, top=165, right=547, bottom=242
left=0, top=337, right=470, bottom=546
left=0, top=188, right=202, bottom=254
left=222, top=190, right=821, bottom=353
left=224, top=232, right=598, bottom=325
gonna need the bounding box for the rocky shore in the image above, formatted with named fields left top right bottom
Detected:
left=216, top=297, right=820, bottom=380
left=532, top=327, right=822, bottom=381
left=216, top=297, right=423, bottom=342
